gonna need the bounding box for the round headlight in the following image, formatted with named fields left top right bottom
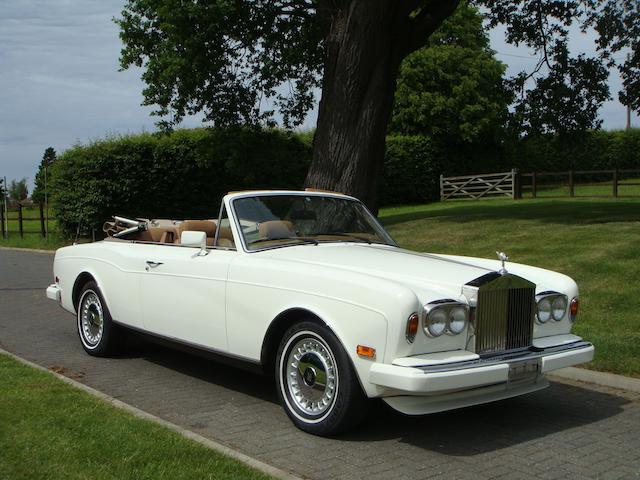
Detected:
left=537, top=298, right=552, bottom=323
left=448, top=307, right=468, bottom=335
left=425, top=308, right=447, bottom=337
left=551, top=296, right=567, bottom=321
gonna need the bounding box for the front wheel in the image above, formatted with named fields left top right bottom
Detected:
left=276, top=321, right=368, bottom=436
left=76, top=281, right=123, bottom=356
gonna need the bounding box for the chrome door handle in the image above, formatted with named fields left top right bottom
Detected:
left=145, top=260, right=164, bottom=271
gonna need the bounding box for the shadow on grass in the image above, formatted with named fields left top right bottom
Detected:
left=380, top=200, right=640, bottom=227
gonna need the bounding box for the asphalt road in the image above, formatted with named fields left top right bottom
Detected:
left=1, top=248, right=639, bottom=480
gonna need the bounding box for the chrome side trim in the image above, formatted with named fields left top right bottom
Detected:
left=418, top=341, right=592, bottom=373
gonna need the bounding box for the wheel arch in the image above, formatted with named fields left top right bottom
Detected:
left=72, top=271, right=97, bottom=312
left=260, top=308, right=327, bottom=375
left=259, top=307, right=369, bottom=397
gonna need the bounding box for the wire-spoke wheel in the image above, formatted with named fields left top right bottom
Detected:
left=276, top=321, right=368, bottom=436
left=76, top=280, right=123, bottom=356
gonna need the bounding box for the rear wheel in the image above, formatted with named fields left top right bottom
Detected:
left=76, top=281, right=122, bottom=356
left=276, top=321, right=368, bottom=436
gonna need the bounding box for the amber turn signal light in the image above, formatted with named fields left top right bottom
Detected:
left=570, top=297, right=579, bottom=322
left=356, top=345, right=376, bottom=358
left=406, top=312, right=419, bottom=343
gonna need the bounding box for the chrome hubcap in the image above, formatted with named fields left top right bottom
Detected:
left=80, top=292, right=103, bottom=346
left=286, top=336, right=337, bottom=416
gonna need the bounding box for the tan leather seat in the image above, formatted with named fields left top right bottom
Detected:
left=137, top=226, right=179, bottom=244
left=259, top=220, right=294, bottom=239
left=177, top=220, right=217, bottom=246
left=217, top=226, right=235, bottom=248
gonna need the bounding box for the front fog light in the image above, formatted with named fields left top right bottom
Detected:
left=551, top=296, right=567, bottom=321
left=425, top=308, right=447, bottom=337
left=537, top=298, right=552, bottom=323
left=448, top=306, right=468, bottom=335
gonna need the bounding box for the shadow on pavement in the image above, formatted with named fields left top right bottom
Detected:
left=340, top=381, right=630, bottom=455
left=120, top=336, right=630, bottom=455
left=125, top=337, right=279, bottom=404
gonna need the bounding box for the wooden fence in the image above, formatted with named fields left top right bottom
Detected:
left=520, top=169, right=640, bottom=198
left=1, top=203, right=54, bottom=239
left=440, top=168, right=640, bottom=201
left=440, top=170, right=518, bottom=201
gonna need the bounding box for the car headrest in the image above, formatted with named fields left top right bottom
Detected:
left=180, top=220, right=217, bottom=237
left=259, top=220, right=294, bottom=239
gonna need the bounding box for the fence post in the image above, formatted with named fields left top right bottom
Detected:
left=512, top=169, right=521, bottom=199
left=532, top=172, right=537, bottom=198
left=439, top=174, right=444, bottom=202
left=18, top=204, right=23, bottom=238
left=569, top=170, right=574, bottom=197
left=39, top=203, right=46, bottom=237
left=613, top=169, right=618, bottom=198
left=0, top=205, right=4, bottom=239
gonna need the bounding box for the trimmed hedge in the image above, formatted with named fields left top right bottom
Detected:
left=507, top=129, right=640, bottom=173
left=379, top=135, right=441, bottom=205
left=51, top=127, right=640, bottom=235
left=51, top=128, right=311, bottom=236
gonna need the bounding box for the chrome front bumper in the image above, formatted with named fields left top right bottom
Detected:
left=46, top=284, right=61, bottom=302
left=370, top=339, right=594, bottom=411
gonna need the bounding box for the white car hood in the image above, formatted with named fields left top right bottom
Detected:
left=260, top=243, right=497, bottom=300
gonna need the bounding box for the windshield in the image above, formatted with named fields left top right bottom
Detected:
left=232, top=194, right=395, bottom=251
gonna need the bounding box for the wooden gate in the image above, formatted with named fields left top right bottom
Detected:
left=440, top=170, right=517, bottom=201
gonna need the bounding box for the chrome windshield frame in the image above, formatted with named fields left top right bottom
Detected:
left=228, top=191, right=398, bottom=253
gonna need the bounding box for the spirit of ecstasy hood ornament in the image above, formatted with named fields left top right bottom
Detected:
left=496, top=251, right=509, bottom=275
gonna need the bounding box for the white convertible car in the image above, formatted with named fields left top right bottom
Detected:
left=46, top=190, right=594, bottom=435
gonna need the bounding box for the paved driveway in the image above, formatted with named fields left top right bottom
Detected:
left=1, top=249, right=639, bottom=480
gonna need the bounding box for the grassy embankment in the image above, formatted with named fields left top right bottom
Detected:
left=0, top=354, right=272, bottom=480
left=380, top=196, right=640, bottom=378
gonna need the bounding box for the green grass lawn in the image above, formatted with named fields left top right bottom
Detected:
left=0, top=353, right=272, bottom=480
left=379, top=197, right=640, bottom=378
left=1, top=205, right=64, bottom=250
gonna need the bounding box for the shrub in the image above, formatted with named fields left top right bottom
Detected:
left=51, top=127, right=311, bottom=236
left=505, top=129, right=640, bottom=173
left=379, top=135, right=442, bottom=205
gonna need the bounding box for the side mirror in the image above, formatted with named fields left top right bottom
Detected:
left=181, top=230, right=207, bottom=255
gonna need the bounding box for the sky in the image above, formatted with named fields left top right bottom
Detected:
left=0, top=1, right=637, bottom=189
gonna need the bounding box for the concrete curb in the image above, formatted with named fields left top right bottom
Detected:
left=0, top=246, right=55, bottom=254
left=0, top=347, right=302, bottom=480
left=548, top=366, right=640, bottom=393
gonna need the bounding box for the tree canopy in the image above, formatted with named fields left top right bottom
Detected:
left=8, top=179, right=28, bottom=206
left=116, top=0, right=640, bottom=209
left=32, top=147, right=56, bottom=204
left=390, top=3, right=511, bottom=143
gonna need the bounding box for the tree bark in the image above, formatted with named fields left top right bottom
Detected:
left=306, top=0, right=460, bottom=213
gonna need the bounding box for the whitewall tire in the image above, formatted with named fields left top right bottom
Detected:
left=76, top=281, right=122, bottom=356
left=276, top=321, right=368, bottom=436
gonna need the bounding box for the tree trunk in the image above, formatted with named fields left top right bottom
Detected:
left=306, top=0, right=460, bottom=213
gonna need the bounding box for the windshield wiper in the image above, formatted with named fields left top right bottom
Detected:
left=249, top=236, right=319, bottom=246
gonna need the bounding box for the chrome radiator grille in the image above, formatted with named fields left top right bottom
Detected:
left=473, top=274, right=536, bottom=355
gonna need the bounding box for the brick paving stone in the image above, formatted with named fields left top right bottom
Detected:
left=1, top=249, right=640, bottom=480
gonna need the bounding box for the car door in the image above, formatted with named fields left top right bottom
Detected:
left=139, top=244, right=236, bottom=352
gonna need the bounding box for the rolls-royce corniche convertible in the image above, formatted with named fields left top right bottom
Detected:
left=46, top=190, right=594, bottom=435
